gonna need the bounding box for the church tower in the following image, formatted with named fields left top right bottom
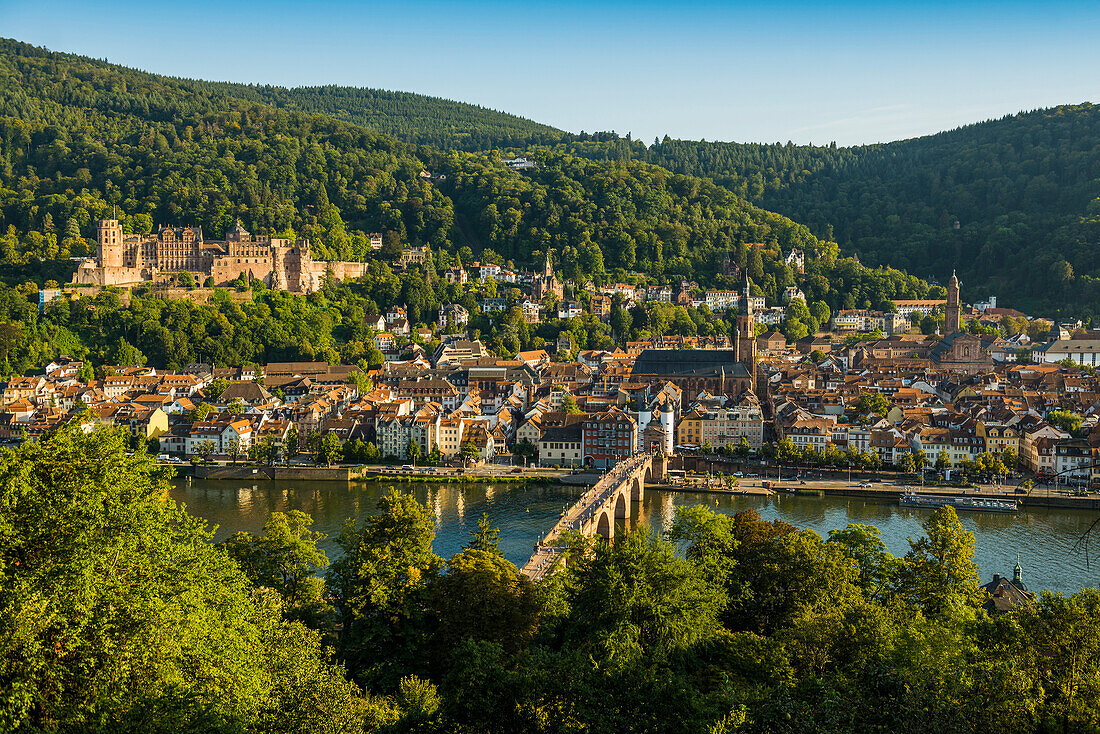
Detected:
left=737, top=272, right=757, bottom=383
left=946, top=270, right=961, bottom=335
left=97, top=219, right=124, bottom=268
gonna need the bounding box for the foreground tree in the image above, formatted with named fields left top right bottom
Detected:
left=223, top=510, right=332, bottom=627
left=0, top=426, right=388, bottom=732
left=903, top=505, right=981, bottom=616
left=327, top=490, right=441, bottom=688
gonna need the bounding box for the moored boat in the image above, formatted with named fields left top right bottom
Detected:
left=900, top=493, right=1017, bottom=514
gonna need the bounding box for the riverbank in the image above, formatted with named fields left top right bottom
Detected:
left=647, top=478, right=1100, bottom=511
left=181, top=463, right=570, bottom=484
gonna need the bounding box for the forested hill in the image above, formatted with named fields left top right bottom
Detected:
left=537, top=108, right=1100, bottom=317
left=0, top=38, right=567, bottom=151
left=200, top=82, right=567, bottom=152
left=0, top=37, right=933, bottom=305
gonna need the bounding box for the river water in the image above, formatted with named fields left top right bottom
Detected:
left=170, top=478, right=1100, bottom=595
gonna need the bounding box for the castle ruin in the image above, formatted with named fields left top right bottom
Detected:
left=72, top=220, right=369, bottom=293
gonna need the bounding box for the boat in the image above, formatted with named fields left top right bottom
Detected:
left=899, top=493, right=1017, bottom=514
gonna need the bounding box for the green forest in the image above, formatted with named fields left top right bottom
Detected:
left=5, top=38, right=1098, bottom=316
left=0, top=38, right=940, bottom=374
left=201, top=81, right=566, bottom=153
left=5, top=426, right=1100, bottom=733
left=508, top=112, right=1100, bottom=316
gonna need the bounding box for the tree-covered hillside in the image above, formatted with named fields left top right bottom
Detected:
left=0, top=37, right=934, bottom=301
left=532, top=109, right=1100, bottom=317
left=203, top=82, right=567, bottom=152
left=0, top=37, right=943, bottom=374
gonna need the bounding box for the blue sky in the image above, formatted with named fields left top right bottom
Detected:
left=3, top=0, right=1099, bottom=146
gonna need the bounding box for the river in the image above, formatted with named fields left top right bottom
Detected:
left=170, top=478, right=1100, bottom=595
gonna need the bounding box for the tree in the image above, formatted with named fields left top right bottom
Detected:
left=461, top=442, right=480, bottom=464
left=207, top=377, right=230, bottom=400
left=251, top=434, right=279, bottom=465
left=406, top=438, right=422, bottom=465
left=1049, top=409, right=1084, bottom=436
left=223, top=510, right=331, bottom=622
left=512, top=440, right=537, bottom=463
left=827, top=523, right=900, bottom=602
left=327, top=490, right=441, bottom=687
left=77, top=361, right=94, bottom=383
left=307, top=429, right=322, bottom=463
left=188, top=402, right=214, bottom=422
left=936, top=448, right=950, bottom=470
left=347, top=369, right=373, bottom=396
left=321, top=431, right=342, bottom=466
left=252, top=364, right=265, bottom=387
left=427, top=515, right=540, bottom=658
left=735, top=436, right=752, bottom=458
left=196, top=438, right=217, bottom=462
left=856, top=391, right=890, bottom=418
left=561, top=529, right=726, bottom=664
left=284, top=425, right=299, bottom=464
left=561, top=393, right=581, bottom=414
left=225, top=437, right=242, bottom=464
left=902, top=505, right=980, bottom=616
left=0, top=426, right=382, bottom=731
left=227, top=397, right=245, bottom=415
left=900, top=451, right=916, bottom=474
left=776, top=437, right=800, bottom=464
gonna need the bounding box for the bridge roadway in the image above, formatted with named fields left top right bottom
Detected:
left=521, top=452, right=666, bottom=581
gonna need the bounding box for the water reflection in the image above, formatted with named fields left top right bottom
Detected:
left=171, top=479, right=1100, bottom=595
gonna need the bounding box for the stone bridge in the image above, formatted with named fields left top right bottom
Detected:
left=521, top=452, right=668, bottom=581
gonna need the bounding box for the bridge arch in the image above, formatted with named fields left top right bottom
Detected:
left=632, top=476, right=643, bottom=502
left=615, top=490, right=629, bottom=519
left=595, top=510, right=612, bottom=542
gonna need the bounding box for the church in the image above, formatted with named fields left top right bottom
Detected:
left=72, top=219, right=369, bottom=293
left=630, top=273, right=758, bottom=402
left=930, top=271, right=996, bottom=373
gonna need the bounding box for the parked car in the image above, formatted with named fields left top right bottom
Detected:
left=858, top=481, right=872, bottom=487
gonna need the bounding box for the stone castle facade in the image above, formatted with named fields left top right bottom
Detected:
left=72, top=220, right=368, bottom=293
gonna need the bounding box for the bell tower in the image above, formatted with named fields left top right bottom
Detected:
left=97, top=219, right=124, bottom=268
left=946, top=270, right=961, bottom=335
left=737, top=272, right=757, bottom=384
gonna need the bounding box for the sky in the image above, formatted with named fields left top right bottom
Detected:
left=2, top=0, right=1099, bottom=146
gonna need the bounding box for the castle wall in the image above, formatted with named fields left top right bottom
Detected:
left=72, top=260, right=147, bottom=287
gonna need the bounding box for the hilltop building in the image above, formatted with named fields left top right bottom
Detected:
left=531, top=252, right=563, bottom=301
left=73, top=219, right=368, bottom=293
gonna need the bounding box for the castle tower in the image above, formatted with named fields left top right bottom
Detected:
left=543, top=251, right=553, bottom=278
left=97, top=219, right=124, bottom=268
left=946, top=270, right=961, bottom=335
